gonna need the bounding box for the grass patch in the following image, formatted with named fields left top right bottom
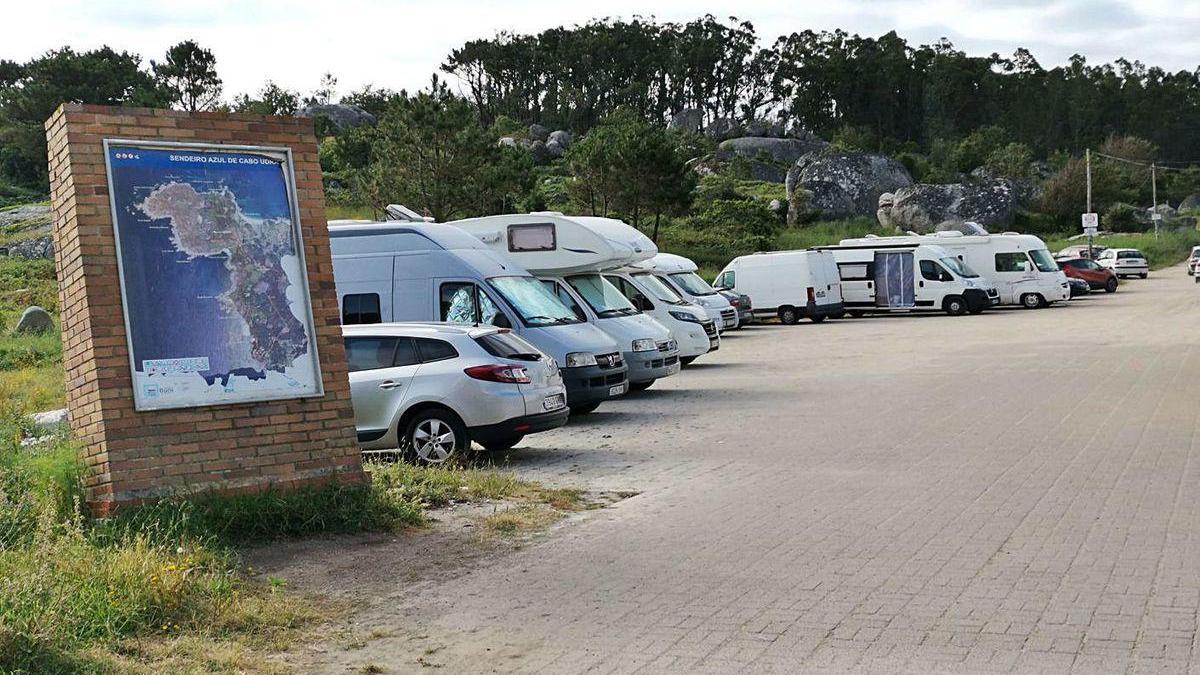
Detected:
left=479, top=504, right=564, bottom=536
left=1044, top=229, right=1200, bottom=270
left=0, top=331, right=62, bottom=371
left=325, top=204, right=377, bottom=221
left=0, top=410, right=584, bottom=673
left=0, top=364, right=66, bottom=412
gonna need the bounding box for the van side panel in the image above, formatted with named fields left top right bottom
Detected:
left=331, top=255, right=394, bottom=323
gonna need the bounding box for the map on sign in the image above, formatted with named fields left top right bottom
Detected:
left=105, top=141, right=322, bottom=410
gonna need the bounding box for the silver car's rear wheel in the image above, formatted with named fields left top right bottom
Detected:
left=406, top=412, right=465, bottom=464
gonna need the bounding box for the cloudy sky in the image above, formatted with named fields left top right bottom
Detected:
left=6, top=0, right=1197, bottom=100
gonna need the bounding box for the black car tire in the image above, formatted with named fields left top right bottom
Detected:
left=943, top=295, right=967, bottom=316
left=569, top=402, right=601, bottom=415
left=680, top=356, right=697, bottom=366
left=1020, top=293, right=1044, bottom=309
left=1105, top=278, right=1118, bottom=293
left=630, top=380, right=654, bottom=391
left=778, top=306, right=799, bottom=325
left=404, top=409, right=468, bottom=464
left=1139, top=273, right=1148, bottom=279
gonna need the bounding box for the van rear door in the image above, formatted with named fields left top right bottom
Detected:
left=812, top=252, right=842, bottom=306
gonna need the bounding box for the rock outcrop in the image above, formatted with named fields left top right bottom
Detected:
left=14, top=306, right=53, bottom=334
left=298, top=104, right=377, bottom=131
left=715, top=136, right=829, bottom=166
left=876, top=181, right=1019, bottom=233
left=1179, top=194, right=1200, bottom=212
left=786, top=150, right=914, bottom=220
left=668, top=108, right=704, bottom=134
left=527, top=124, right=550, bottom=142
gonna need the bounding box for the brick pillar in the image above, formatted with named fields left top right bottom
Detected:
left=45, top=104, right=362, bottom=514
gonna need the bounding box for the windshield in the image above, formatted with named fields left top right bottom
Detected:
left=669, top=272, right=717, bottom=296
left=1029, top=249, right=1058, bottom=273
left=488, top=276, right=581, bottom=326
left=940, top=257, right=978, bottom=278
left=566, top=274, right=638, bottom=317
left=1117, top=250, right=1145, bottom=260
left=632, top=273, right=685, bottom=304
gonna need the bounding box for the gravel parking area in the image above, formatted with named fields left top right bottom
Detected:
left=301, top=269, right=1200, bottom=673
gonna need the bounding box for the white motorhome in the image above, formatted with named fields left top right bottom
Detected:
left=634, top=253, right=739, bottom=330
left=329, top=220, right=630, bottom=415
left=447, top=213, right=681, bottom=391
left=604, top=268, right=718, bottom=365
left=840, top=232, right=1069, bottom=308
left=817, top=242, right=999, bottom=315
left=713, top=250, right=845, bottom=324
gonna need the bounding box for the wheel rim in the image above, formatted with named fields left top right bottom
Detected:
left=1023, top=295, right=1038, bottom=308
left=413, top=418, right=456, bottom=463
left=950, top=300, right=963, bottom=313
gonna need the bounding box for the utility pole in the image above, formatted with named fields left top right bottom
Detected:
left=1151, top=163, right=1159, bottom=240
left=1086, top=148, right=1093, bottom=257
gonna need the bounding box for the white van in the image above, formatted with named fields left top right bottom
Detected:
left=840, top=232, right=1069, bottom=308
left=447, top=213, right=681, bottom=391
left=330, top=221, right=630, bottom=415
left=818, top=242, right=999, bottom=315
left=634, top=253, right=738, bottom=330
left=605, top=267, right=718, bottom=365
left=713, top=250, right=845, bottom=324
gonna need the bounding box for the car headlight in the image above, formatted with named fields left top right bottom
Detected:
left=668, top=310, right=701, bottom=323
left=632, top=338, right=656, bottom=352
left=564, top=352, right=597, bottom=367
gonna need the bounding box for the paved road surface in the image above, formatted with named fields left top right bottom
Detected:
left=330, top=269, right=1200, bottom=673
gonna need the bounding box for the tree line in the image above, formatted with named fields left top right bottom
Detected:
left=444, top=17, right=1200, bottom=161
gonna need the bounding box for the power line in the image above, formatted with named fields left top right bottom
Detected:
left=1091, top=150, right=1198, bottom=172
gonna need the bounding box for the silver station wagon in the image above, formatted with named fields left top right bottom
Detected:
left=343, top=323, right=568, bottom=463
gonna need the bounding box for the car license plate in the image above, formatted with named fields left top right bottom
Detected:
left=709, top=337, right=720, bottom=348
left=608, top=383, right=627, bottom=397
left=542, top=394, right=565, bottom=411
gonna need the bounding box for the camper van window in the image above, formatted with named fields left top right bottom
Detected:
left=632, top=273, right=685, bottom=304
left=490, top=276, right=581, bottom=326
left=668, top=272, right=717, bottom=296
left=342, top=293, right=381, bottom=325
left=941, top=257, right=978, bottom=278
left=920, top=260, right=953, bottom=282
left=344, top=337, right=398, bottom=372
left=508, top=223, right=556, bottom=252
left=566, top=274, right=638, bottom=317
left=541, top=280, right=588, bottom=322
left=717, top=271, right=735, bottom=289
left=440, top=283, right=479, bottom=324
left=995, top=252, right=1030, bottom=273
left=1029, top=249, right=1059, bottom=272
left=838, top=263, right=871, bottom=281
left=605, top=275, right=654, bottom=310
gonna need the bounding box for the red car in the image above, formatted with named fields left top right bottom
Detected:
left=1058, top=257, right=1118, bottom=293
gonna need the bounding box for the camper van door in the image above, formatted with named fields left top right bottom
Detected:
left=874, top=251, right=915, bottom=308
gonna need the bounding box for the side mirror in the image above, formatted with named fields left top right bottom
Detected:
left=635, top=295, right=652, bottom=311
left=1021, top=261, right=1032, bottom=273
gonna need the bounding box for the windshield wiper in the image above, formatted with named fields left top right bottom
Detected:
left=524, top=315, right=577, bottom=325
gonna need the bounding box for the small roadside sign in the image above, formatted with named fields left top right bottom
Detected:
left=1151, top=212, right=1163, bottom=221
left=1081, top=213, right=1098, bottom=231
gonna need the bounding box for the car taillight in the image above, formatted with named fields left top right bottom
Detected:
left=807, top=287, right=815, bottom=303
left=464, top=364, right=531, bottom=384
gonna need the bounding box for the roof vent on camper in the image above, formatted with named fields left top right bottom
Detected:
left=527, top=211, right=564, bottom=216
left=384, top=204, right=435, bottom=222
left=935, top=231, right=964, bottom=237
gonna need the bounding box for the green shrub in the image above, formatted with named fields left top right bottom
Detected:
left=1102, top=202, right=1149, bottom=233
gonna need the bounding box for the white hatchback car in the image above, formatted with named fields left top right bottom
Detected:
left=1096, top=248, right=1149, bottom=278
left=343, top=323, right=568, bottom=462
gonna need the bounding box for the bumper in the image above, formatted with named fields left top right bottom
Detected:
left=719, top=308, right=738, bottom=329
left=562, top=363, right=629, bottom=407
left=625, top=348, right=682, bottom=384
left=469, top=408, right=570, bottom=445
left=963, top=289, right=994, bottom=312
left=1114, top=267, right=1148, bottom=276
left=803, top=301, right=844, bottom=318
left=736, top=308, right=754, bottom=325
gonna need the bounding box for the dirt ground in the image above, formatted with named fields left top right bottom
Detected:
left=263, top=267, right=1200, bottom=673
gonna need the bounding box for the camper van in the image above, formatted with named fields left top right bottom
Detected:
left=635, top=253, right=739, bottom=330
left=818, top=242, right=999, bottom=315
left=329, top=221, right=630, bottom=414
left=446, top=213, right=681, bottom=391
left=840, top=232, right=1069, bottom=308
left=604, top=267, right=718, bottom=365
left=713, top=250, right=844, bottom=324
